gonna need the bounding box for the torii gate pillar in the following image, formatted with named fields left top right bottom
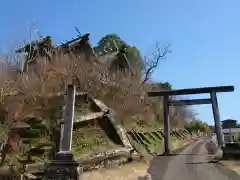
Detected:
left=163, top=95, right=170, bottom=154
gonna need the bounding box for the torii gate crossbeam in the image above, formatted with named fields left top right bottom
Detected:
left=148, top=85, right=234, bottom=154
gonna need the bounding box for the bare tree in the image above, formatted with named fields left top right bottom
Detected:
left=141, top=43, right=171, bottom=84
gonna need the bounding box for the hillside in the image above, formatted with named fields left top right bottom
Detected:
left=0, top=32, right=196, bottom=176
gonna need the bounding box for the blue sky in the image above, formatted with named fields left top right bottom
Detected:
left=0, top=0, right=239, bottom=125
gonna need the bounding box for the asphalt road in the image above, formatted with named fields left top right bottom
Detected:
left=148, top=138, right=240, bottom=180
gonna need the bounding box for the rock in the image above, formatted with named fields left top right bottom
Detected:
left=205, top=141, right=218, bottom=154
left=131, top=151, right=141, bottom=160
left=77, top=167, right=83, bottom=175
left=138, top=173, right=152, bottom=180
left=215, top=148, right=223, bottom=159
left=205, top=141, right=223, bottom=159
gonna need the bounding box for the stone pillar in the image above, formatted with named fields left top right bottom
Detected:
left=163, top=95, right=170, bottom=154
left=43, top=84, right=80, bottom=180
left=210, top=92, right=224, bottom=147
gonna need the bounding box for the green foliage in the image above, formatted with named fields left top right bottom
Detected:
left=185, top=120, right=211, bottom=133
left=71, top=128, right=118, bottom=157
left=17, top=117, right=53, bottom=164
left=161, top=82, right=172, bottom=90
left=97, top=34, right=126, bottom=52
left=72, top=130, right=109, bottom=151
left=126, top=46, right=144, bottom=75
left=16, top=99, right=62, bottom=164
left=95, top=34, right=144, bottom=75
left=23, top=36, right=52, bottom=53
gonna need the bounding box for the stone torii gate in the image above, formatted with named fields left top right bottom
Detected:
left=148, top=85, right=234, bottom=154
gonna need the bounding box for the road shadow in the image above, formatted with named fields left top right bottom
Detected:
left=158, top=153, right=209, bottom=157
left=173, top=153, right=209, bottom=156
left=185, top=160, right=219, bottom=165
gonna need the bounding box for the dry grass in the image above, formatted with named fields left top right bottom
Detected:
left=0, top=53, right=160, bottom=165
left=220, top=160, right=240, bottom=175
left=81, top=161, right=149, bottom=180
left=0, top=47, right=193, bottom=167
left=80, top=137, right=191, bottom=180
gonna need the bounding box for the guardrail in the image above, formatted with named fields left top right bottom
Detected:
left=126, top=128, right=191, bottom=155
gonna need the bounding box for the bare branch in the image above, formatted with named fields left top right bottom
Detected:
left=141, top=43, right=171, bottom=84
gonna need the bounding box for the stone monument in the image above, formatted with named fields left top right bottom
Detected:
left=43, top=83, right=80, bottom=180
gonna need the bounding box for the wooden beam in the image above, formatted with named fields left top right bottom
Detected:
left=168, top=98, right=211, bottom=106
left=148, top=85, right=234, bottom=96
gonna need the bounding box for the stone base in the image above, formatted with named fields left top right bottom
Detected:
left=43, top=151, right=79, bottom=180
left=162, top=151, right=172, bottom=156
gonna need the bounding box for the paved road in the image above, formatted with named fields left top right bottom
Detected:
left=148, top=138, right=240, bottom=180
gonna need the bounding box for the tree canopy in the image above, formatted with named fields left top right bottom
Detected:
left=184, top=119, right=211, bottom=133
left=94, top=34, right=144, bottom=76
